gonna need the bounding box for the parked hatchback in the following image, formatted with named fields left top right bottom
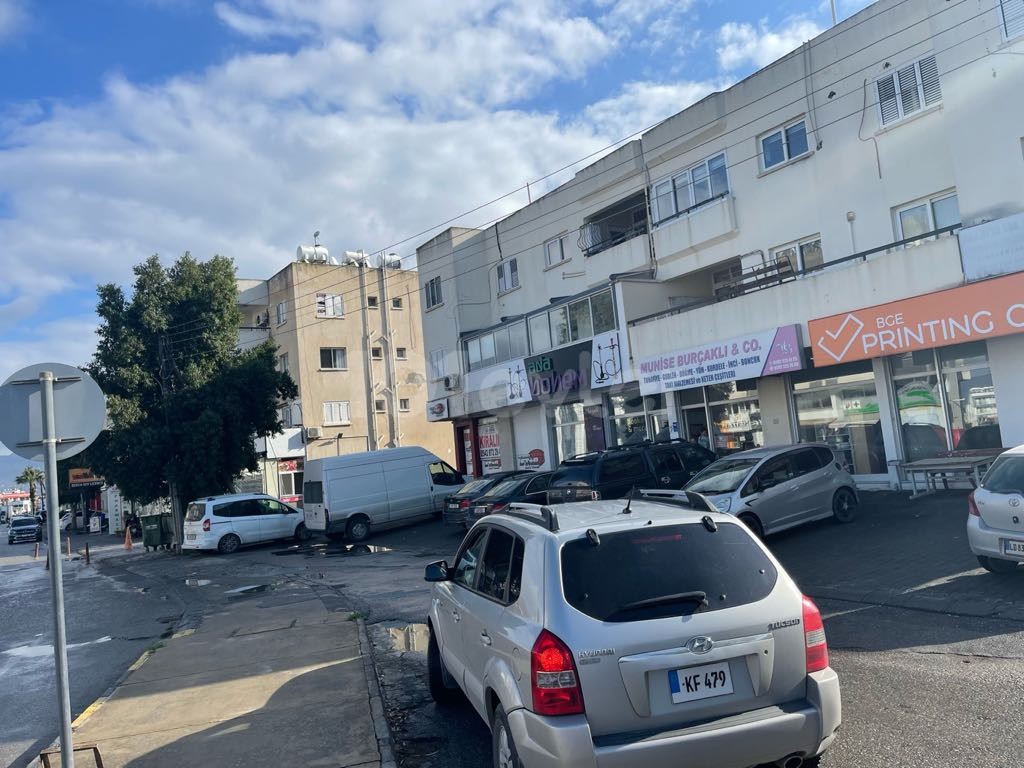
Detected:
left=182, top=493, right=311, bottom=554
left=546, top=439, right=716, bottom=504
left=968, top=444, right=1024, bottom=573
left=424, top=499, right=841, bottom=768
left=443, top=471, right=534, bottom=527
left=466, top=472, right=553, bottom=526
left=8, top=516, right=42, bottom=544
left=683, top=443, right=858, bottom=538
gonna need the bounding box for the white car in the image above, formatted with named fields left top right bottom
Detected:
left=182, top=493, right=311, bottom=554
left=968, top=445, right=1024, bottom=573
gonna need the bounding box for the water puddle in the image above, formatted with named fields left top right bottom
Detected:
left=184, top=578, right=211, bottom=587
left=385, top=623, right=430, bottom=653
left=224, top=584, right=274, bottom=597
left=272, top=542, right=394, bottom=558
left=3, top=636, right=112, bottom=659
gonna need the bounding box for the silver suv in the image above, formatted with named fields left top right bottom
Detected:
left=424, top=499, right=841, bottom=768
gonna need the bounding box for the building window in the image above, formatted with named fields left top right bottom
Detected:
left=399, top=398, right=411, bottom=412
left=1002, top=0, right=1024, bottom=39
left=319, top=347, right=347, bottom=370
left=396, top=347, right=408, bottom=360
left=278, top=460, right=304, bottom=500
left=367, top=296, right=379, bottom=308
left=771, top=236, right=824, bottom=273
left=876, top=55, right=941, bottom=127
left=497, top=258, right=519, bottom=293
left=524, top=288, right=615, bottom=357
left=424, top=276, right=443, bottom=308
left=277, top=353, right=289, bottom=373
left=651, top=152, right=729, bottom=224
left=374, top=398, right=386, bottom=413
left=323, top=400, right=351, bottom=426
left=275, top=301, right=286, bottom=325
left=464, top=319, right=529, bottom=372
left=544, top=235, right=572, bottom=268
left=371, top=347, right=383, bottom=360
left=894, top=192, right=960, bottom=242
left=429, top=349, right=446, bottom=381
left=760, top=119, right=809, bottom=170
left=316, top=293, right=344, bottom=318
left=392, top=297, right=403, bottom=309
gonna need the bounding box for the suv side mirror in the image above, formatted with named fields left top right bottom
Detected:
left=424, top=560, right=451, bottom=582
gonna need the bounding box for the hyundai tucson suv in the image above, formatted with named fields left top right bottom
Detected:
left=424, top=498, right=842, bottom=768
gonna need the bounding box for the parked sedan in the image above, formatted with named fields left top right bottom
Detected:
left=968, top=444, right=1024, bottom=573
left=8, top=516, right=43, bottom=544
left=465, top=472, right=553, bottom=526
left=683, top=443, right=858, bottom=537
left=442, top=471, right=534, bottom=527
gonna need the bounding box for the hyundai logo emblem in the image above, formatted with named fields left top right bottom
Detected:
left=1010, top=497, right=1021, bottom=508
left=687, top=636, right=714, bottom=654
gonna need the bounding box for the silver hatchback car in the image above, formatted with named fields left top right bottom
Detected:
left=683, top=444, right=858, bottom=538
left=968, top=444, right=1024, bottom=573
left=424, top=499, right=841, bottom=768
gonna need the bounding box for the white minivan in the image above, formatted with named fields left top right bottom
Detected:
left=182, top=493, right=311, bottom=554
left=303, top=446, right=465, bottom=542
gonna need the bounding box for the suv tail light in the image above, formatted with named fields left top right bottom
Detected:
left=802, top=595, right=829, bottom=673
left=968, top=491, right=980, bottom=517
left=202, top=519, right=211, bottom=532
left=531, top=629, right=584, bottom=716
left=459, top=499, right=470, bottom=509
left=491, top=503, right=508, bottom=512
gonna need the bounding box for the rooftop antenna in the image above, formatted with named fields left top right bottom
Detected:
left=829, top=0, right=837, bottom=25
left=313, top=230, right=321, bottom=246
left=622, top=485, right=636, bottom=515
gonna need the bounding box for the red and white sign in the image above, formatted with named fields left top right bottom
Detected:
left=478, top=419, right=502, bottom=472
left=517, top=448, right=546, bottom=470
left=808, top=271, right=1024, bottom=366
left=427, top=398, right=449, bottom=421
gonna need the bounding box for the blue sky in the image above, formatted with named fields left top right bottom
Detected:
left=0, top=0, right=872, bottom=484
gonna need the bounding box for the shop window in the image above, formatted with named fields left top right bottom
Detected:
left=279, top=464, right=304, bottom=498
left=939, top=342, right=1002, bottom=452
left=552, top=402, right=587, bottom=463
left=707, top=381, right=762, bottom=455
left=792, top=361, right=887, bottom=474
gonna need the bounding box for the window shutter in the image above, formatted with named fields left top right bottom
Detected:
left=896, top=64, right=921, bottom=116
left=509, top=258, right=518, bottom=287
left=1004, top=0, right=1024, bottom=39
left=876, top=74, right=900, bottom=125
left=918, top=55, right=941, bottom=106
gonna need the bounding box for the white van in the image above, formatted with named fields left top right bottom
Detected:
left=182, top=493, right=310, bottom=554
left=303, top=447, right=465, bottom=542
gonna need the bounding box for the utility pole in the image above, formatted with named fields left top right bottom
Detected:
left=157, top=335, right=184, bottom=552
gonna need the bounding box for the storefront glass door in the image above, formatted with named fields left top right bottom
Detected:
left=940, top=342, right=1002, bottom=451
left=891, top=351, right=946, bottom=460
left=552, top=402, right=587, bottom=462
left=707, top=381, right=762, bottom=455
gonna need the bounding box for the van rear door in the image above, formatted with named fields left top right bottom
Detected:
left=303, top=481, right=327, bottom=532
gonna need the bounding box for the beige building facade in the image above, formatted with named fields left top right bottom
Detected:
left=238, top=252, right=455, bottom=504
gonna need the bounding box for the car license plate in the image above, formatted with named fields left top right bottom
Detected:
left=669, top=661, right=733, bottom=704
left=186, top=534, right=197, bottom=540
left=1002, top=539, right=1024, bottom=557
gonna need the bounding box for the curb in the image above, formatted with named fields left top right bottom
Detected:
left=357, top=617, right=398, bottom=768
left=69, top=645, right=153, bottom=731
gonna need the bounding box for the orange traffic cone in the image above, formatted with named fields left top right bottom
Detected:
left=124, top=527, right=134, bottom=550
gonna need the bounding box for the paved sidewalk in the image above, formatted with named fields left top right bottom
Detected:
left=770, top=490, right=1024, bottom=621
left=68, top=577, right=387, bottom=767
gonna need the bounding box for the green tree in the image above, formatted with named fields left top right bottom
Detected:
left=87, top=253, right=296, bottom=544
left=16, top=467, right=44, bottom=513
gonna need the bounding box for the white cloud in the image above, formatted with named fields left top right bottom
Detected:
left=581, top=80, right=721, bottom=142
left=0, top=0, right=26, bottom=44
left=0, top=315, right=99, bottom=381
left=716, top=18, right=823, bottom=71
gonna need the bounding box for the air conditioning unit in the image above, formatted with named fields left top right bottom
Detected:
left=443, top=374, right=461, bottom=391
left=305, top=426, right=322, bottom=440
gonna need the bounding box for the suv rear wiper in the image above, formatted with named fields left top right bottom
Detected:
left=617, top=590, right=708, bottom=613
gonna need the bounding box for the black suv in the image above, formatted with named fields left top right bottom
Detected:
left=8, top=516, right=43, bottom=544
left=546, top=439, right=716, bottom=503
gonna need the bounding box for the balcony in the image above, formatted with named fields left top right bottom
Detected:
left=651, top=193, right=737, bottom=270
left=578, top=193, right=648, bottom=258
left=238, top=325, right=270, bottom=349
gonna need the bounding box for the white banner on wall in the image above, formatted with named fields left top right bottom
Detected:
left=958, top=212, right=1024, bottom=282
left=590, top=331, right=624, bottom=389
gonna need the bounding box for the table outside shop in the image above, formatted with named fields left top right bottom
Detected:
left=899, top=455, right=998, bottom=500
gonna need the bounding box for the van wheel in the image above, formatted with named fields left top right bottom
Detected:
left=346, top=516, right=370, bottom=543
left=738, top=513, right=764, bottom=539
left=978, top=556, right=1019, bottom=574
left=294, top=523, right=312, bottom=541
left=217, top=534, right=241, bottom=554
left=427, top=629, right=459, bottom=704
left=832, top=487, right=857, bottom=523
left=492, top=704, right=523, bottom=768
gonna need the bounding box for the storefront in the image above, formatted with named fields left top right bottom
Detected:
left=277, top=458, right=304, bottom=505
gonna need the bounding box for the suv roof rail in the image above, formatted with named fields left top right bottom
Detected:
left=637, top=489, right=716, bottom=513
left=497, top=503, right=559, bottom=532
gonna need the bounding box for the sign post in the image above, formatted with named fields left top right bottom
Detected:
left=0, top=363, right=107, bottom=768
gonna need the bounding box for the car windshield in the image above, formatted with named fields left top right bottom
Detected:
left=685, top=458, right=761, bottom=494
left=481, top=478, right=526, bottom=498
left=11, top=518, right=35, bottom=527
left=982, top=456, right=1024, bottom=494
left=455, top=478, right=492, bottom=496
left=561, top=522, right=777, bottom=622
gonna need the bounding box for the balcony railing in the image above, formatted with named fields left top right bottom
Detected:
left=578, top=199, right=648, bottom=257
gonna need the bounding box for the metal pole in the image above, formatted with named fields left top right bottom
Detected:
left=40, top=371, right=75, bottom=768
left=829, top=0, right=838, bottom=26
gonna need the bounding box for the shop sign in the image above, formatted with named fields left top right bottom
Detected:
left=638, top=325, right=803, bottom=396
left=279, top=458, right=303, bottom=472
left=69, top=467, right=104, bottom=488
left=958, top=212, right=1024, bottom=282
left=519, top=342, right=591, bottom=401
left=517, top=448, right=546, bottom=470
left=479, top=419, right=501, bottom=472
left=427, top=397, right=449, bottom=421
left=506, top=357, right=531, bottom=405
left=590, top=331, right=624, bottom=389
left=808, top=271, right=1024, bottom=366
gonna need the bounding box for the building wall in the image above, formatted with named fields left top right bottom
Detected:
left=987, top=334, right=1024, bottom=448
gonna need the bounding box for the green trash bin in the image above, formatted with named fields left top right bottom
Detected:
left=142, top=514, right=173, bottom=551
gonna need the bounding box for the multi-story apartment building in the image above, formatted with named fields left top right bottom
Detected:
left=418, top=0, right=1024, bottom=489
left=238, top=247, right=455, bottom=503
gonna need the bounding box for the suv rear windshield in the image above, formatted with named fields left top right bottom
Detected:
left=561, top=522, right=777, bottom=622
left=550, top=465, right=596, bottom=485
left=982, top=456, right=1024, bottom=494
left=184, top=503, right=205, bottom=522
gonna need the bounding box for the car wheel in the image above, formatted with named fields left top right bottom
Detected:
left=294, top=523, right=312, bottom=542
left=832, top=487, right=857, bottom=523
left=492, top=704, right=523, bottom=768
left=427, top=629, right=460, bottom=704
left=217, top=534, right=241, bottom=555
left=978, top=555, right=1019, bottom=574
left=346, top=516, right=370, bottom=543
left=738, top=512, right=764, bottom=539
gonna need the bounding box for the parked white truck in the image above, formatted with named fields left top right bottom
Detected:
left=302, top=447, right=466, bottom=542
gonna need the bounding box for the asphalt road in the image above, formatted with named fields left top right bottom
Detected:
left=0, top=531, right=186, bottom=768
